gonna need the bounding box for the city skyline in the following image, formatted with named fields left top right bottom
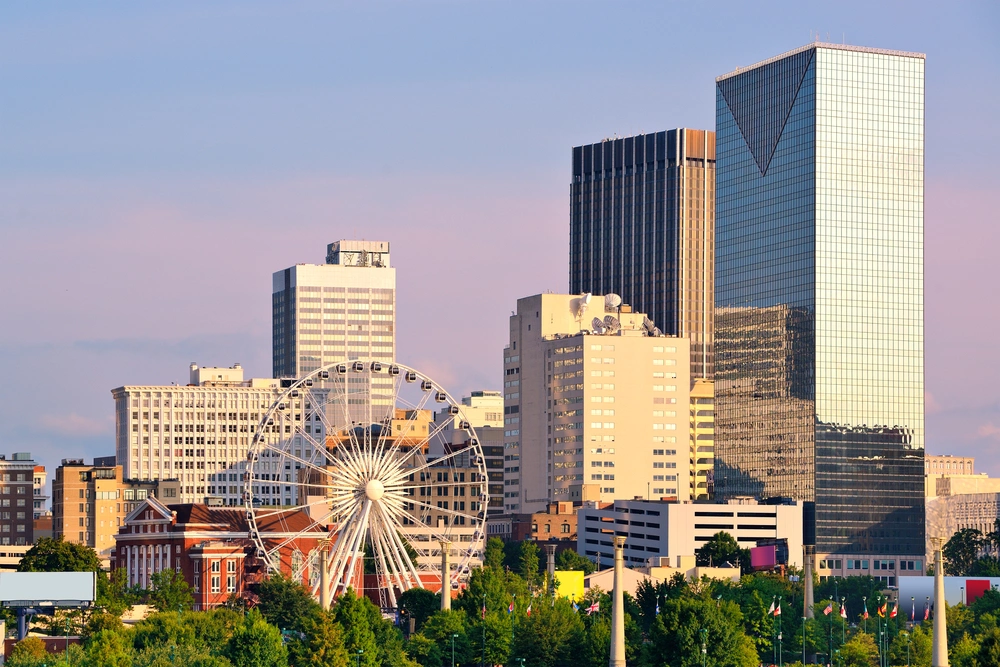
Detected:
left=1, top=2, right=998, bottom=490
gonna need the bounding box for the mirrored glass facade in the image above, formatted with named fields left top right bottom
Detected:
left=570, top=129, right=715, bottom=378
left=715, top=44, right=925, bottom=558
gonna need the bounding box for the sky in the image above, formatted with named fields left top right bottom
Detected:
left=1, top=1, right=999, bottom=489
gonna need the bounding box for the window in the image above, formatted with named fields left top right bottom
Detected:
left=227, top=575, right=236, bottom=593
left=211, top=575, right=220, bottom=593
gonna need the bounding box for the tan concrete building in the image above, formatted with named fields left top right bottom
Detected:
left=52, top=459, right=179, bottom=557
left=504, top=293, right=691, bottom=513
left=690, top=379, right=714, bottom=500
left=925, top=454, right=979, bottom=497
left=434, top=391, right=504, bottom=516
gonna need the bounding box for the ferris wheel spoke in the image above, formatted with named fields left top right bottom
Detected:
left=369, top=514, right=405, bottom=606
left=258, top=445, right=336, bottom=482
left=375, top=414, right=454, bottom=481
left=384, top=446, right=474, bottom=485
left=331, top=499, right=372, bottom=593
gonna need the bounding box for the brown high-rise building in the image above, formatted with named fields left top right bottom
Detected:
left=570, top=129, right=715, bottom=378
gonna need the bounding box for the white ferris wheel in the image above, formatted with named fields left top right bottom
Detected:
left=244, top=360, right=488, bottom=609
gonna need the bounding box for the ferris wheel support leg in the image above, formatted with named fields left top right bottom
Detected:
left=320, top=544, right=331, bottom=611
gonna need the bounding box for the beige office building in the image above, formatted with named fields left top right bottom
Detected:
left=112, top=363, right=299, bottom=506
left=504, top=293, right=691, bottom=513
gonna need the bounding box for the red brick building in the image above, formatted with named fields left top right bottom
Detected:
left=111, top=497, right=327, bottom=610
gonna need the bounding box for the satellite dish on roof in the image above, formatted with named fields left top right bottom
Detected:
left=591, top=317, right=606, bottom=334
left=603, top=315, right=621, bottom=334
left=577, top=293, right=592, bottom=317
left=643, top=316, right=655, bottom=333
left=604, top=293, right=622, bottom=310
left=652, top=327, right=661, bottom=337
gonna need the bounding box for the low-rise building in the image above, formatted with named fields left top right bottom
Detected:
left=487, top=501, right=582, bottom=542
left=577, top=498, right=803, bottom=569
left=32, top=465, right=49, bottom=519
left=0, top=453, right=40, bottom=546
left=112, top=497, right=326, bottom=610
left=925, top=454, right=981, bottom=498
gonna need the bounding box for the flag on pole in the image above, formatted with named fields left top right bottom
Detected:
left=482, top=601, right=487, bottom=620
left=526, top=603, right=532, bottom=617
left=911, top=600, right=915, bottom=622
left=863, top=606, right=869, bottom=620
left=824, top=603, right=833, bottom=616
left=774, top=603, right=781, bottom=617
left=877, top=602, right=886, bottom=618
left=573, top=602, right=579, bottom=612
left=768, top=600, right=776, bottom=615
left=586, top=601, right=600, bottom=616
left=508, top=600, right=514, bottom=614
left=890, top=602, right=898, bottom=619
left=840, top=604, right=847, bottom=619
left=924, top=602, right=930, bottom=621
left=655, top=602, right=660, bottom=615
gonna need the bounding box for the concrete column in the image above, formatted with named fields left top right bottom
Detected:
left=609, top=536, right=626, bottom=667
left=440, top=541, right=451, bottom=611
left=803, top=545, right=815, bottom=619
left=320, top=546, right=331, bottom=611
left=544, top=543, right=557, bottom=595
left=932, top=538, right=949, bottom=667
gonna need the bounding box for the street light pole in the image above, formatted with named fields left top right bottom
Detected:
left=482, top=594, right=486, bottom=667
left=356, top=648, right=363, bottom=667
left=452, top=633, right=459, bottom=667
left=699, top=628, right=707, bottom=667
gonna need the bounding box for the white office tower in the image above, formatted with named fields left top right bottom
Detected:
left=504, top=293, right=692, bottom=513
left=112, top=363, right=323, bottom=506
left=273, top=241, right=396, bottom=422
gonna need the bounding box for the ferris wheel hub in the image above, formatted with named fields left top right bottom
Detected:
left=364, top=479, right=385, bottom=501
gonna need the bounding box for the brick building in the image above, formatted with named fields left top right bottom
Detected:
left=111, top=497, right=327, bottom=610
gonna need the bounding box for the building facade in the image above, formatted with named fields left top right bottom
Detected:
left=689, top=379, right=714, bottom=500
left=111, top=497, right=326, bottom=610
left=433, top=391, right=504, bottom=516
left=272, top=240, right=395, bottom=382
left=51, top=459, right=176, bottom=556
left=578, top=498, right=803, bottom=569
left=714, top=43, right=925, bottom=567
left=504, top=293, right=691, bottom=513
left=112, top=363, right=306, bottom=506
left=32, top=465, right=49, bottom=520
left=570, top=129, right=715, bottom=379
left=0, top=454, right=38, bottom=546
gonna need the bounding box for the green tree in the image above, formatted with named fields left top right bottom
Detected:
left=837, top=632, right=878, bottom=667
left=695, top=532, right=750, bottom=573
left=18, top=536, right=101, bottom=572
left=644, top=596, right=757, bottom=667
left=420, top=610, right=473, bottom=666
left=484, top=537, right=504, bottom=570
left=287, top=611, right=349, bottom=667
left=84, top=628, right=135, bottom=667
left=404, top=633, right=442, bottom=667
left=943, top=528, right=984, bottom=575
left=255, top=573, right=322, bottom=633
left=969, top=556, right=1000, bottom=576
left=148, top=567, right=194, bottom=612
left=511, top=597, right=585, bottom=667
left=950, top=632, right=980, bottom=667
left=97, top=567, right=140, bottom=616
left=5, top=637, right=49, bottom=667
left=555, top=549, right=596, bottom=575
left=519, top=541, right=541, bottom=590
left=133, top=643, right=232, bottom=667
left=225, top=608, right=288, bottom=667
left=397, top=587, right=440, bottom=633
left=975, top=627, right=1000, bottom=666
left=331, top=590, right=385, bottom=667
left=83, top=611, right=126, bottom=640
left=889, top=625, right=932, bottom=667
left=814, top=575, right=881, bottom=624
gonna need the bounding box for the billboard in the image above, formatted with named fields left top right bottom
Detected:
left=0, top=572, right=96, bottom=607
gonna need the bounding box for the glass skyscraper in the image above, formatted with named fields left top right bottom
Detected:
left=570, top=129, right=715, bottom=378
left=714, top=44, right=925, bottom=572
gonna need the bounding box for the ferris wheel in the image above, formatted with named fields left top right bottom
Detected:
left=244, top=360, right=488, bottom=609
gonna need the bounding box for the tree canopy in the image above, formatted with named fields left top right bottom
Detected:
left=18, top=536, right=101, bottom=572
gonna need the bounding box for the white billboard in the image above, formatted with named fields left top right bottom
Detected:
left=0, top=572, right=96, bottom=607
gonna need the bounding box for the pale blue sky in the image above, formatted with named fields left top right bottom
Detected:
left=1, top=1, right=998, bottom=484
